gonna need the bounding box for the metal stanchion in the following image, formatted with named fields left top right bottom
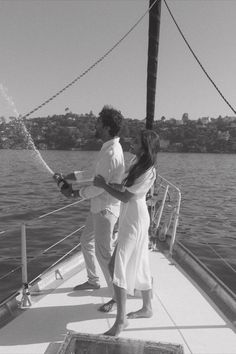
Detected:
left=20, top=223, right=31, bottom=307
left=169, top=190, right=181, bottom=257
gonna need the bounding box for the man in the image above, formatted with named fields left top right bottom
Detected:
left=60, top=105, right=125, bottom=311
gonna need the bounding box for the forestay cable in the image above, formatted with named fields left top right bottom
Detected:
left=20, top=0, right=159, bottom=120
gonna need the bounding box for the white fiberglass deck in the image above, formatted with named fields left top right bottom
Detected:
left=0, top=250, right=235, bottom=354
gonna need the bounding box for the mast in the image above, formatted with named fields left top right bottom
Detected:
left=146, top=0, right=162, bottom=130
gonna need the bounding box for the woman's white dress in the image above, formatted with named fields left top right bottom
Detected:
left=113, top=167, right=156, bottom=295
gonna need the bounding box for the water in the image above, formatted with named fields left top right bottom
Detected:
left=0, top=150, right=236, bottom=303
left=0, top=83, right=54, bottom=176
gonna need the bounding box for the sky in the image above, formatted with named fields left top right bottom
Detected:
left=0, top=0, right=236, bottom=121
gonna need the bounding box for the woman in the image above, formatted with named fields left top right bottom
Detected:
left=93, top=129, right=160, bottom=336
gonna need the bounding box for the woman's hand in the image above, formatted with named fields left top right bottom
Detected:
left=93, top=174, right=106, bottom=188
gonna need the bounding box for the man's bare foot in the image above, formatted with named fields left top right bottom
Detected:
left=127, top=308, right=153, bottom=319
left=103, top=319, right=128, bottom=336
left=98, top=299, right=116, bottom=313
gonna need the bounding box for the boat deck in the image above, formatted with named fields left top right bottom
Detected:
left=0, top=249, right=235, bottom=354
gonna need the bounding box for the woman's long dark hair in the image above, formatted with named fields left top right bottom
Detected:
left=123, top=130, right=160, bottom=187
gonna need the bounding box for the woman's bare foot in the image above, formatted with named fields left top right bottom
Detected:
left=127, top=308, right=153, bottom=319
left=103, top=319, right=129, bottom=336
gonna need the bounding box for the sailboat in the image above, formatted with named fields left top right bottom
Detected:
left=0, top=1, right=235, bottom=353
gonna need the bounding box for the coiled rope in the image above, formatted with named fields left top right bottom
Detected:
left=20, top=0, right=159, bottom=121
left=164, top=0, right=236, bottom=115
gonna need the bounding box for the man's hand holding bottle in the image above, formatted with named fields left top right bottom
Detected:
left=53, top=173, right=80, bottom=199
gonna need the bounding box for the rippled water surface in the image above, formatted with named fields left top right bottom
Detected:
left=0, top=150, right=236, bottom=302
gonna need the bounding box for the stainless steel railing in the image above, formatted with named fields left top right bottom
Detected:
left=148, top=174, right=181, bottom=256
left=0, top=198, right=86, bottom=307
left=0, top=175, right=182, bottom=308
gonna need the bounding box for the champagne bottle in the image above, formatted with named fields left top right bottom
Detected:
left=53, top=173, right=71, bottom=190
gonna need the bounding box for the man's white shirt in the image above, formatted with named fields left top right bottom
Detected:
left=77, top=137, right=125, bottom=217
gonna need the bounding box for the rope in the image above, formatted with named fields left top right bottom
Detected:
left=20, top=0, right=159, bottom=121
left=164, top=0, right=236, bottom=115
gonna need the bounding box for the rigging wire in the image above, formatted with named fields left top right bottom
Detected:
left=0, top=264, right=22, bottom=282
left=0, top=226, right=84, bottom=282
left=164, top=0, right=236, bottom=115
left=204, top=241, right=236, bottom=274
left=0, top=198, right=86, bottom=238
left=20, top=0, right=159, bottom=121
left=0, top=0, right=159, bottom=220
left=1, top=0, right=236, bottom=296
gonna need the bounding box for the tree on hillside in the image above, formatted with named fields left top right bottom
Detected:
left=182, top=113, right=189, bottom=124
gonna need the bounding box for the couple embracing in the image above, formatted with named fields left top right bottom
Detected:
left=58, top=105, right=159, bottom=336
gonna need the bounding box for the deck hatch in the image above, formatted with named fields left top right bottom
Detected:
left=58, top=332, right=184, bottom=354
